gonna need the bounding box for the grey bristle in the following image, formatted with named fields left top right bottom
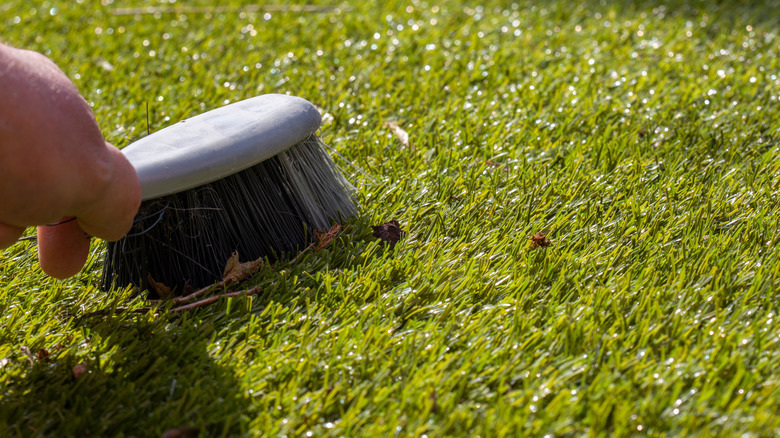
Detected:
left=102, top=135, right=357, bottom=294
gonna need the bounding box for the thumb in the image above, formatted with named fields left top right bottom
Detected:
left=37, top=218, right=91, bottom=278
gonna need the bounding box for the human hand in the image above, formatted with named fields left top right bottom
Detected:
left=0, top=44, right=141, bottom=278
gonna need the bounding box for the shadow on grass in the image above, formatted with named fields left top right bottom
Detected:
left=0, top=218, right=390, bottom=436
left=0, top=312, right=252, bottom=436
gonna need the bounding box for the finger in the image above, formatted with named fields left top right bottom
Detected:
left=77, top=144, right=141, bottom=241
left=0, top=222, right=25, bottom=249
left=37, top=218, right=91, bottom=279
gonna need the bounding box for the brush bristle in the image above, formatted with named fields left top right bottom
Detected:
left=102, top=135, right=357, bottom=294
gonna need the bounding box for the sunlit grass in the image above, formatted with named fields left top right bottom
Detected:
left=1, top=0, right=779, bottom=436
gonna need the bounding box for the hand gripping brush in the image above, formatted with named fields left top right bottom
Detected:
left=102, top=94, right=357, bottom=293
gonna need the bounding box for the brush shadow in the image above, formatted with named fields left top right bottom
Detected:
left=0, top=218, right=385, bottom=434
left=0, top=312, right=251, bottom=436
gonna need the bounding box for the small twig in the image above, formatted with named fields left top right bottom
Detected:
left=20, top=346, right=35, bottom=366
left=287, top=243, right=316, bottom=265
left=170, top=287, right=262, bottom=312
left=83, top=287, right=262, bottom=318
left=147, top=283, right=220, bottom=305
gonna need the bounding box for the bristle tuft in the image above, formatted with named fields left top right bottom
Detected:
left=102, top=135, right=357, bottom=293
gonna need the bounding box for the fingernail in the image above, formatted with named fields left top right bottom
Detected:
left=45, top=217, right=77, bottom=227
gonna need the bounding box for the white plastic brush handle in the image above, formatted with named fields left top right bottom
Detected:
left=122, top=94, right=322, bottom=201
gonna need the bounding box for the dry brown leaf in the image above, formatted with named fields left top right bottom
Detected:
left=384, top=121, right=412, bottom=149
left=371, top=220, right=405, bottom=250
left=314, top=224, right=343, bottom=251
left=72, top=363, right=88, bottom=379
left=147, top=274, right=173, bottom=299
left=530, top=232, right=551, bottom=248
left=36, top=348, right=50, bottom=363
left=222, top=252, right=240, bottom=278
left=222, top=251, right=264, bottom=285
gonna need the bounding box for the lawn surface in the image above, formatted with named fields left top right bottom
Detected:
left=1, top=0, right=779, bottom=436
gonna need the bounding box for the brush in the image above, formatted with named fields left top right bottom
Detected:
left=101, top=94, right=357, bottom=293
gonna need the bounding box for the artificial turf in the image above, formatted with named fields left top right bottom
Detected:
left=1, top=0, right=779, bottom=436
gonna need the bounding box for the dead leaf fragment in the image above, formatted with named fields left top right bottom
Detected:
left=222, top=252, right=263, bottom=285
left=97, top=57, right=115, bottom=71
left=384, top=121, right=412, bottom=149
left=72, top=363, right=88, bottom=379
left=530, top=232, right=551, bottom=248
left=222, top=252, right=240, bottom=278
left=371, top=220, right=405, bottom=249
left=148, top=274, right=173, bottom=299
left=36, top=348, right=50, bottom=363
left=314, top=224, right=343, bottom=251
left=485, top=160, right=508, bottom=171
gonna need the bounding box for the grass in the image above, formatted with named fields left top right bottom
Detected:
left=1, top=0, right=779, bottom=435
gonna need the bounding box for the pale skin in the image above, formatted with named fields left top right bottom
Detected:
left=0, top=43, right=141, bottom=278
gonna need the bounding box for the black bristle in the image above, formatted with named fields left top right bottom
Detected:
left=102, top=135, right=356, bottom=294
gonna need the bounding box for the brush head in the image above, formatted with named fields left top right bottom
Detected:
left=103, top=95, right=357, bottom=294
left=125, top=94, right=322, bottom=200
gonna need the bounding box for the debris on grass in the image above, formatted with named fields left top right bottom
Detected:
left=35, top=348, right=50, bottom=363
left=147, top=274, right=173, bottom=299
left=372, top=220, right=405, bottom=249
left=85, top=287, right=263, bottom=319
left=87, top=251, right=269, bottom=319
left=170, top=287, right=262, bottom=312
left=72, top=363, right=88, bottom=379
left=97, top=57, right=115, bottom=71
left=222, top=252, right=264, bottom=285
left=530, top=232, right=551, bottom=248
left=384, top=121, right=412, bottom=149
left=314, top=224, right=343, bottom=251
left=289, top=223, right=347, bottom=264
left=484, top=160, right=508, bottom=171
left=20, top=346, right=34, bottom=366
